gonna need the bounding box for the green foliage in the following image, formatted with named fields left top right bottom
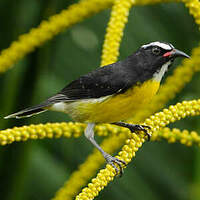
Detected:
left=0, top=1, right=199, bottom=200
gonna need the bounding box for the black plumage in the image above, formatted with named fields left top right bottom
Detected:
left=57, top=47, right=170, bottom=100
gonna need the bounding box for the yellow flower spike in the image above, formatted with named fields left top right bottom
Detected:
left=0, top=122, right=130, bottom=147
left=0, top=0, right=195, bottom=73
left=52, top=132, right=127, bottom=200
left=101, top=0, right=132, bottom=66
left=0, top=0, right=113, bottom=73
left=76, top=137, right=143, bottom=200
left=153, top=127, right=200, bottom=147
left=183, top=0, right=200, bottom=25
left=0, top=126, right=200, bottom=199
left=0, top=123, right=76, bottom=146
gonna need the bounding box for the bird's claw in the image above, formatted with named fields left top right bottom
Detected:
left=105, top=154, right=126, bottom=177
left=129, top=125, right=151, bottom=141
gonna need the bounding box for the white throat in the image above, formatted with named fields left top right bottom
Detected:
left=153, top=61, right=171, bottom=82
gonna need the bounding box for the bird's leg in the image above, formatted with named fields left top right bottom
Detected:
left=84, top=123, right=126, bottom=176
left=112, top=122, right=151, bottom=141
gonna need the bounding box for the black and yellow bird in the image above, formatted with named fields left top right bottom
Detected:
left=5, top=41, right=189, bottom=174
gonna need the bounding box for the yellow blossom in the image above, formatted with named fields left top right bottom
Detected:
left=0, top=0, right=179, bottom=74
left=153, top=127, right=200, bottom=147
left=0, top=0, right=113, bottom=73
left=101, top=0, right=132, bottom=66
left=52, top=132, right=127, bottom=200
left=0, top=122, right=84, bottom=146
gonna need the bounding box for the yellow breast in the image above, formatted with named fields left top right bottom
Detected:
left=71, top=80, right=160, bottom=123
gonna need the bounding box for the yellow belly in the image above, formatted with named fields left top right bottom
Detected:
left=70, top=80, right=160, bottom=123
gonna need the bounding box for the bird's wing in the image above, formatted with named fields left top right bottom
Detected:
left=48, top=64, right=134, bottom=102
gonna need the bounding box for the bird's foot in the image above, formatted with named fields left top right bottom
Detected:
left=104, top=153, right=126, bottom=177
left=112, top=122, right=151, bottom=141
left=128, top=124, right=151, bottom=141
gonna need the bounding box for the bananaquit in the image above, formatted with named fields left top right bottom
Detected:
left=5, top=41, right=189, bottom=174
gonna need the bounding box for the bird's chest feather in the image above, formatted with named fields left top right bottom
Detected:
left=75, top=80, right=160, bottom=123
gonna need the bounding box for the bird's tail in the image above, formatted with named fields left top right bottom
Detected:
left=4, top=94, right=69, bottom=119
left=4, top=102, right=51, bottom=119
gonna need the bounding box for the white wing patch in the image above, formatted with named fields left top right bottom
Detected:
left=153, top=61, right=171, bottom=82
left=142, top=42, right=174, bottom=50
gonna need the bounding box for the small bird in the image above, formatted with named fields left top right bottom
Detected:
left=5, top=41, right=189, bottom=175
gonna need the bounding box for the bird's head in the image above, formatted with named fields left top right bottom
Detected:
left=137, top=41, right=190, bottom=82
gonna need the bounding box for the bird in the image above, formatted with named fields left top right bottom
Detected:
left=4, top=41, right=190, bottom=175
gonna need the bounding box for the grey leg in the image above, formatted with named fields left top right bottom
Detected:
left=84, top=123, right=126, bottom=175
left=112, top=122, right=151, bottom=140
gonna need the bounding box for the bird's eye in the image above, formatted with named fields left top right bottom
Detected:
left=152, top=47, right=161, bottom=55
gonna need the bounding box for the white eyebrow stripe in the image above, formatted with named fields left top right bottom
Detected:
left=142, top=42, right=174, bottom=50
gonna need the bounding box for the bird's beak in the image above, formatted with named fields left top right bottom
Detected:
left=163, top=49, right=190, bottom=58
left=171, top=49, right=190, bottom=58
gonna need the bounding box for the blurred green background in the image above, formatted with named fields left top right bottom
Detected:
left=0, top=0, right=200, bottom=200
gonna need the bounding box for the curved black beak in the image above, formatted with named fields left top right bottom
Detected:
left=171, top=49, right=190, bottom=58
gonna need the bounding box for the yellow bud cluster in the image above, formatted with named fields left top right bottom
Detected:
left=152, top=127, right=200, bottom=147
left=0, top=0, right=112, bottom=73
left=183, top=0, right=200, bottom=26
left=76, top=135, right=143, bottom=200
left=53, top=132, right=127, bottom=200
left=53, top=124, right=200, bottom=200
left=144, top=100, right=200, bottom=132
left=76, top=99, right=200, bottom=200
left=101, top=0, right=132, bottom=66
left=0, top=122, right=85, bottom=146
left=0, top=122, right=125, bottom=146
left=0, top=0, right=183, bottom=74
